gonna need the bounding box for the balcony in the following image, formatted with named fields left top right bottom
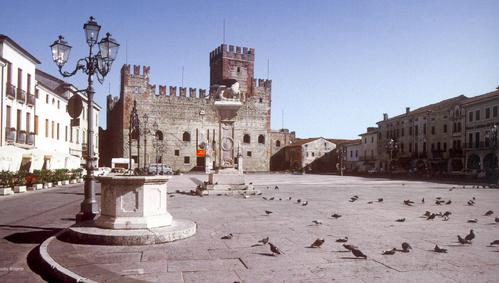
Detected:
left=6, top=83, right=15, bottom=99
left=430, top=150, right=444, bottom=159
left=411, top=152, right=428, bottom=159
left=449, top=148, right=464, bottom=157
left=5, top=127, right=16, bottom=143
left=27, top=93, right=35, bottom=106
left=16, top=88, right=26, bottom=103
left=359, top=156, right=376, bottom=161
left=17, top=130, right=26, bottom=144
left=27, top=132, right=35, bottom=145
left=463, top=142, right=496, bottom=150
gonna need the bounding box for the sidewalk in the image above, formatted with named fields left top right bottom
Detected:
left=38, top=174, right=499, bottom=282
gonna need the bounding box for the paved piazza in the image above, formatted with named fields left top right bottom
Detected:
left=1, top=174, right=499, bottom=282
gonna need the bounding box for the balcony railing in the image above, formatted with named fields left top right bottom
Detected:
left=6, top=83, right=15, bottom=99
left=449, top=148, right=463, bottom=157
left=27, top=93, right=35, bottom=106
left=17, top=130, right=26, bottom=144
left=27, top=132, right=35, bottom=145
left=359, top=156, right=376, bottom=161
left=5, top=127, right=16, bottom=142
left=16, top=88, right=26, bottom=103
left=464, top=142, right=496, bottom=150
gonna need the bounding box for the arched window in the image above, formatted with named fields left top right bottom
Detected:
left=276, top=140, right=281, bottom=147
left=182, top=131, right=191, bottom=142
left=243, top=134, right=251, bottom=144
left=258, top=135, right=265, bottom=144
left=155, top=130, right=164, bottom=141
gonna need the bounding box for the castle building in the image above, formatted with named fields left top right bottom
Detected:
left=101, top=44, right=294, bottom=172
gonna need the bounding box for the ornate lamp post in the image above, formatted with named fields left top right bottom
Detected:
left=142, top=113, right=149, bottom=169
left=385, top=138, right=399, bottom=173
left=50, top=16, right=119, bottom=222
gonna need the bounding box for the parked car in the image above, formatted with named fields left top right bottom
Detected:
left=146, top=164, right=173, bottom=175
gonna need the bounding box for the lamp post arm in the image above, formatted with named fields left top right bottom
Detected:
left=58, top=58, right=88, bottom=78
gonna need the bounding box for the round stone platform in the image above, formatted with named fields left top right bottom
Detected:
left=59, top=219, right=197, bottom=246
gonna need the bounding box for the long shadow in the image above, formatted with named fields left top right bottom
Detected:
left=1, top=225, right=62, bottom=244
left=27, top=245, right=60, bottom=282
left=54, top=192, right=101, bottom=196
left=189, top=177, right=204, bottom=186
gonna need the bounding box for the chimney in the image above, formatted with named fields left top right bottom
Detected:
left=383, top=113, right=388, bottom=121
left=406, top=107, right=410, bottom=114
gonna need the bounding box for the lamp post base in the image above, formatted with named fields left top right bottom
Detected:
left=75, top=202, right=99, bottom=223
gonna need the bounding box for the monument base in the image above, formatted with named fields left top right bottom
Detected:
left=197, top=168, right=259, bottom=196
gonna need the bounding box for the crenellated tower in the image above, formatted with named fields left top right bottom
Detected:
left=209, top=44, right=255, bottom=98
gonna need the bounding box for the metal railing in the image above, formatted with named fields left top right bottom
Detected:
left=27, top=93, right=36, bottom=106
left=27, top=132, right=35, bottom=145
left=5, top=127, right=16, bottom=142
left=17, top=130, right=26, bottom=144
left=16, top=88, right=26, bottom=103
left=6, top=83, right=15, bottom=99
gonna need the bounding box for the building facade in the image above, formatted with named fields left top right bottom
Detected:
left=462, top=89, right=499, bottom=177
left=0, top=34, right=100, bottom=172
left=358, top=127, right=378, bottom=172
left=101, top=44, right=293, bottom=172
left=280, top=137, right=337, bottom=172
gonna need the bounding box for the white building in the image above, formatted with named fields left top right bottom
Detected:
left=358, top=127, right=378, bottom=172
left=343, top=139, right=362, bottom=172
left=284, top=137, right=337, bottom=171
left=0, top=34, right=100, bottom=172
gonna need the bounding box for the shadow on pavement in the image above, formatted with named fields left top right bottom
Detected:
left=1, top=225, right=62, bottom=244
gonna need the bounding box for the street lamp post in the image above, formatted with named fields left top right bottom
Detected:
left=142, top=113, right=149, bottom=170
left=385, top=138, right=398, bottom=173
left=50, top=16, right=119, bottom=222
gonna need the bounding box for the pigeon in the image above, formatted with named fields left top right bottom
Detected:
left=423, top=211, right=431, bottom=217
left=258, top=237, right=270, bottom=245
left=396, top=218, right=406, bottom=222
left=269, top=242, right=283, bottom=255
left=279, top=198, right=282, bottom=201
left=445, top=200, right=452, bottom=205
left=434, top=245, right=447, bottom=253
left=467, top=219, right=478, bottom=223
left=269, top=197, right=275, bottom=201
left=422, top=198, right=425, bottom=203
left=312, top=220, right=322, bottom=225
left=243, top=195, right=250, bottom=199
left=351, top=248, right=367, bottom=259
left=458, top=235, right=471, bottom=244
left=256, top=192, right=262, bottom=195
left=436, top=197, right=442, bottom=200
left=265, top=210, right=273, bottom=215
left=435, top=200, right=444, bottom=205
left=310, top=238, right=325, bottom=248
left=484, top=210, right=493, bottom=216
left=464, top=229, right=475, bottom=242
left=401, top=242, right=412, bottom=252
left=490, top=240, right=499, bottom=246
left=221, top=233, right=233, bottom=240
left=331, top=213, right=342, bottom=219
left=367, top=201, right=373, bottom=204
left=343, top=244, right=358, bottom=251
left=274, top=186, right=279, bottom=190
left=288, top=196, right=292, bottom=200
left=472, top=197, right=476, bottom=200
left=467, top=200, right=475, bottom=206
left=427, top=213, right=436, bottom=220
left=404, top=200, right=414, bottom=206
left=262, top=196, right=268, bottom=200
left=495, top=217, right=499, bottom=223
left=382, top=248, right=396, bottom=255
left=302, top=201, right=308, bottom=206
left=443, top=211, right=452, bottom=217
left=297, top=199, right=301, bottom=203
left=378, top=198, right=384, bottom=202
left=336, top=237, right=348, bottom=243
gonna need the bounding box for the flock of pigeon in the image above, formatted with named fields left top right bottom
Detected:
left=219, top=184, right=499, bottom=259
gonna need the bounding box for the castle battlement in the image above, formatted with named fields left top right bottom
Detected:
left=252, top=78, right=272, bottom=89
left=150, top=84, right=207, bottom=99
left=210, top=44, right=255, bottom=62
left=121, top=64, right=150, bottom=78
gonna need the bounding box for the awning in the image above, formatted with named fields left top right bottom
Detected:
left=23, top=148, right=46, bottom=171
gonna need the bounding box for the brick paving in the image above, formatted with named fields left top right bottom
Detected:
left=1, top=174, right=499, bottom=282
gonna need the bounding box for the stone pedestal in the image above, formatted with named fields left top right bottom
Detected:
left=63, top=175, right=196, bottom=245
left=95, top=176, right=173, bottom=229
left=0, top=187, right=13, bottom=196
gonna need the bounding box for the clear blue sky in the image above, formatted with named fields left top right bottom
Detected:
left=2, top=0, right=499, bottom=139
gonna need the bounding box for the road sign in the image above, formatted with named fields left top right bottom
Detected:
left=196, top=149, right=205, bottom=157
left=67, top=94, right=83, bottom=119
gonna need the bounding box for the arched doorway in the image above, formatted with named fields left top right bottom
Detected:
left=466, top=154, right=480, bottom=170
left=483, top=153, right=498, bottom=170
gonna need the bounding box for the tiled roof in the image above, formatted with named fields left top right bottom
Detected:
left=35, top=69, right=70, bottom=99
left=462, top=89, right=499, bottom=105
left=378, top=95, right=468, bottom=123
left=0, top=34, right=41, bottom=64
